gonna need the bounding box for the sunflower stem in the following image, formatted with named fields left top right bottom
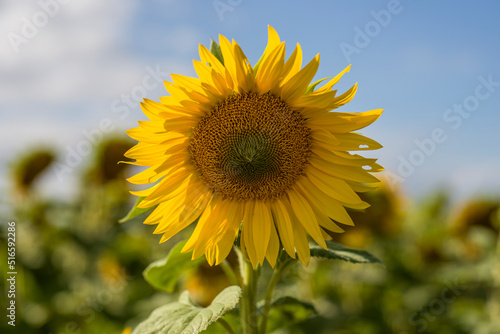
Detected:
left=259, top=257, right=295, bottom=334
left=239, top=256, right=260, bottom=334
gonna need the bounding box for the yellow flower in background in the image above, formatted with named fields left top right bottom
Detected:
left=121, top=327, right=132, bottom=334
left=125, top=26, right=383, bottom=268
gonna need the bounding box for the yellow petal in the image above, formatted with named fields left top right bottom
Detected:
left=270, top=199, right=295, bottom=258
left=308, top=109, right=383, bottom=133
left=126, top=158, right=184, bottom=185
left=253, top=200, right=272, bottom=265
left=151, top=192, right=190, bottom=230
left=287, top=189, right=327, bottom=249
left=313, top=64, right=351, bottom=94
left=331, top=133, right=383, bottom=151
left=311, top=128, right=341, bottom=146
left=342, top=199, right=371, bottom=210
left=192, top=60, right=231, bottom=98
left=219, top=35, right=254, bottom=93
left=215, top=230, right=238, bottom=265
left=295, top=176, right=354, bottom=226
left=233, top=41, right=255, bottom=92
left=242, top=200, right=258, bottom=268
left=182, top=196, right=220, bottom=254
left=345, top=181, right=380, bottom=193
left=138, top=168, right=197, bottom=208
left=198, top=44, right=225, bottom=76
left=266, top=223, right=280, bottom=268
left=255, top=42, right=286, bottom=94
left=309, top=155, right=380, bottom=184
left=292, top=219, right=310, bottom=266
left=293, top=90, right=338, bottom=109
left=157, top=188, right=211, bottom=240
left=306, top=165, right=362, bottom=205
left=281, top=43, right=303, bottom=84
left=311, top=145, right=377, bottom=167
left=309, top=203, right=345, bottom=233
left=253, top=25, right=281, bottom=73
left=142, top=201, right=168, bottom=226
left=326, top=83, right=358, bottom=111
left=280, top=54, right=320, bottom=102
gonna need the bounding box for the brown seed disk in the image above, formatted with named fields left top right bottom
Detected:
left=189, top=92, right=311, bottom=200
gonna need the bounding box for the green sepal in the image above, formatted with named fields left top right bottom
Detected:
left=119, top=196, right=156, bottom=223
left=143, top=241, right=204, bottom=293
left=131, top=286, right=242, bottom=334
left=265, top=296, right=317, bottom=333
left=305, top=77, right=333, bottom=94
left=253, top=51, right=266, bottom=75
left=310, top=241, right=384, bottom=265
left=209, top=38, right=224, bottom=65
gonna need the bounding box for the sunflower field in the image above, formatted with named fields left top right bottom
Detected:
left=1, top=136, right=498, bottom=333
left=2, top=2, right=500, bottom=333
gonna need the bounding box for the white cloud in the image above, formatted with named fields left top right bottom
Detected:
left=0, top=0, right=141, bottom=104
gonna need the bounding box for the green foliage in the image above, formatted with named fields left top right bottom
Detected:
left=119, top=196, right=156, bottom=223
left=131, top=286, right=242, bottom=334
left=305, top=77, right=332, bottom=94
left=310, top=241, right=384, bottom=265
left=143, top=241, right=204, bottom=293
left=5, top=137, right=499, bottom=334
left=209, top=39, right=224, bottom=65
left=265, top=297, right=317, bottom=333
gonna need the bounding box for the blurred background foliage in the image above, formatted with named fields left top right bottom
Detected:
left=1, top=135, right=499, bottom=334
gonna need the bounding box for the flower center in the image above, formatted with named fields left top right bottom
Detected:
left=189, top=93, right=311, bottom=200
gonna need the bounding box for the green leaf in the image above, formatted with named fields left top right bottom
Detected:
left=203, top=311, right=240, bottom=334
left=310, top=241, right=384, bottom=265
left=143, top=241, right=204, bottom=293
left=209, top=38, right=224, bottom=65
left=119, top=196, right=156, bottom=223
left=131, top=286, right=242, bottom=334
left=266, top=296, right=317, bottom=333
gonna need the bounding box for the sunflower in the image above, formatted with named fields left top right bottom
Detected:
left=125, top=26, right=383, bottom=268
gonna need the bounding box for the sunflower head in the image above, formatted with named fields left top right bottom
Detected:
left=86, top=138, right=134, bottom=185
left=125, top=26, right=383, bottom=268
left=12, top=149, right=55, bottom=195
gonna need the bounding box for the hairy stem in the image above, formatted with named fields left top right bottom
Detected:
left=238, top=250, right=260, bottom=334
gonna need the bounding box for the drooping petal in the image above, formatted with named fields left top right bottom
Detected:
left=252, top=200, right=272, bottom=265
left=270, top=199, right=296, bottom=258
left=266, top=223, right=280, bottom=268
left=287, top=189, right=327, bottom=249
left=125, top=25, right=383, bottom=270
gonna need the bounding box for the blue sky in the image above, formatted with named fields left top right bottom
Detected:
left=1, top=0, right=499, bottom=202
